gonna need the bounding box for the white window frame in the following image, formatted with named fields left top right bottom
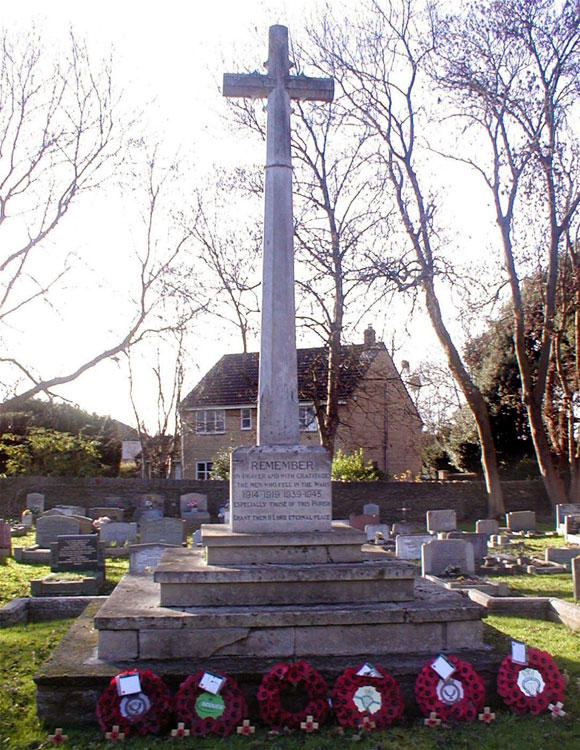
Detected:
left=196, top=461, right=213, bottom=480
left=195, top=409, right=225, bottom=434
left=299, top=404, right=318, bottom=432
left=240, top=408, right=252, bottom=431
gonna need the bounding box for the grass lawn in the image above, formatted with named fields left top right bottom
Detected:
left=2, top=531, right=580, bottom=749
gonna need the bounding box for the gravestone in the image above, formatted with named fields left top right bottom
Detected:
left=54, top=505, right=86, bottom=517
left=445, top=531, right=488, bottom=563
left=140, top=517, right=186, bottom=546
left=363, top=503, right=380, bottom=518
left=41, top=509, right=65, bottom=516
left=192, top=529, right=202, bottom=546
left=475, top=519, right=499, bottom=536
left=545, top=547, right=580, bottom=568
left=69, top=515, right=94, bottom=535
left=426, top=509, right=457, bottom=533
left=99, top=522, right=138, bottom=546
left=88, top=507, right=125, bottom=522
left=506, top=510, right=536, bottom=532
left=129, top=543, right=180, bottom=575
left=0, top=520, right=12, bottom=559
left=180, top=492, right=211, bottom=529
left=396, top=534, right=432, bottom=560
left=21, top=511, right=33, bottom=528
left=134, top=494, right=165, bottom=523
left=36, top=515, right=81, bottom=548
left=349, top=513, right=379, bottom=532
left=555, top=504, right=580, bottom=533
left=50, top=534, right=104, bottom=573
left=391, top=522, right=422, bottom=536
left=422, top=539, right=475, bottom=576
left=565, top=514, right=580, bottom=540
left=364, top=523, right=390, bottom=542
left=26, top=492, right=45, bottom=514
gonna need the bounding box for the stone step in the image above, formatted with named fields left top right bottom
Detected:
left=153, top=547, right=417, bottom=606
left=201, top=521, right=365, bottom=564
left=94, top=574, right=484, bottom=661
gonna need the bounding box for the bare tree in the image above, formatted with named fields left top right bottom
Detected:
left=435, top=0, right=580, bottom=505
left=0, top=30, right=200, bottom=412
left=309, top=0, right=506, bottom=515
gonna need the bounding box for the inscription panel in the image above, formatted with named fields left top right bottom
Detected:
left=50, top=534, right=104, bottom=572
left=230, top=445, right=332, bottom=533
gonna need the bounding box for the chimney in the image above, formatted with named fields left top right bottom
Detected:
left=363, top=324, right=376, bottom=348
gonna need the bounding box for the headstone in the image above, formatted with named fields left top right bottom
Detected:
left=363, top=503, right=380, bottom=518
left=349, top=513, right=379, bottom=532
left=69, top=515, right=94, bottom=535
left=192, top=529, right=202, bottom=546
left=364, top=523, right=390, bottom=542
left=54, top=504, right=86, bottom=517
left=26, top=492, right=45, bottom=514
left=87, top=507, right=125, bottom=521
left=426, top=509, right=457, bottom=533
left=140, top=517, right=186, bottom=546
left=422, top=539, right=475, bottom=576
left=396, top=534, right=432, bottom=560
left=129, top=543, right=180, bottom=575
left=180, top=492, right=208, bottom=514
left=445, top=531, right=489, bottom=563
left=555, top=504, right=580, bottom=533
left=134, top=494, right=165, bottom=522
left=506, top=511, right=536, bottom=532
left=0, top=520, right=12, bottom=558
left=391, top=522, right=422, bottom=536
left=21, top=511, right=33, bottom=528
left=50, top=534, right=104, bottom=572
left=36, top=515, right=81, bottom=548
left=573, top=556, right=580, bottom=604
left=41, top=509, right=66, bottom=516
left=99, top=522, right=138, bottom=546
left=545, top=547, right=580, bottom=567
left=475, top=519, right=499, bottom=536
left=564, top=514, right=580, bottom=539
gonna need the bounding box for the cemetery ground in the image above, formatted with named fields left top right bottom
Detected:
left=1, top=528, right=580, bottom=749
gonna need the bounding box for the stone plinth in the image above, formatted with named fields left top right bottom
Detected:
left=230, top=444, right=331, bottom=533
left=201, top=521, right=364, bottom=565
left=154, top=547, right=416, bottom=607
left=94, top=574, right=483, bottom=662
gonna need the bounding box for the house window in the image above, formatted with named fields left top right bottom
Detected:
left=196, top=461, right=213, bottom=480
left=299, top=404, right=318, bottom=432
left=240, top=408, right=252, bottom=430
left=195, top=409, right=225, bottom=434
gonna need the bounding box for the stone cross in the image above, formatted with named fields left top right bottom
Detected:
left=224, top=25, right=333, bottom=446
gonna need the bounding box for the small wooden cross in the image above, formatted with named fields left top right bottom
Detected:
left=171, top=722, right=190, bottom=737
left=548, top=701, right=566, bottom=718
left=300, top=714, right=319, bottom=732
left=49, top=728, right=68, bottom=745
left=359, top=716, right=376, bottom=731
left=478, top=706, right=496, bottom=723
left=105, top=725, right=125, bottom=741
left=424, top=711, right=441, bottom=727
left=236, top=719, right=256, bottom=735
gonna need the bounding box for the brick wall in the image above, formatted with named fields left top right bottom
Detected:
left=0, top=476, right=552, bottom=522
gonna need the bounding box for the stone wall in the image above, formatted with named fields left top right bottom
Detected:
left=0, top=475, right=552, bottom=522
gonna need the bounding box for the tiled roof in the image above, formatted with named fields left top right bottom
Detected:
left=179, top=343, right=384, bottom=409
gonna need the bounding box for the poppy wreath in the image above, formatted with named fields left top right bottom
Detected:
left=174, top=671, right=248, bottom=736
left=331, top=664, right=404, bottom=730
left=96, top=669, right=172, bottom=737
left=414, top=655, right=485, bottom=722
left=257, top=660, right=330, bottom=729
left=496, top=648, right=565, bottom=715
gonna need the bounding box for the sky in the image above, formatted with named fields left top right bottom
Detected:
left=1, top=0, right=493, bottom=432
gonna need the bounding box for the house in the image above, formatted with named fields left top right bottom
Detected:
left=179, top=325, right=423, bottom=480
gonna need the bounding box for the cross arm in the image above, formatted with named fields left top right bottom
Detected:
left=287, top=77, right=334, bottom=102
left=223, top=73, right=273, bottom=99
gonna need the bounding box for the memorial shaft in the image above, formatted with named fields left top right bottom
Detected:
left=223, top=25, right=333, bottom=447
